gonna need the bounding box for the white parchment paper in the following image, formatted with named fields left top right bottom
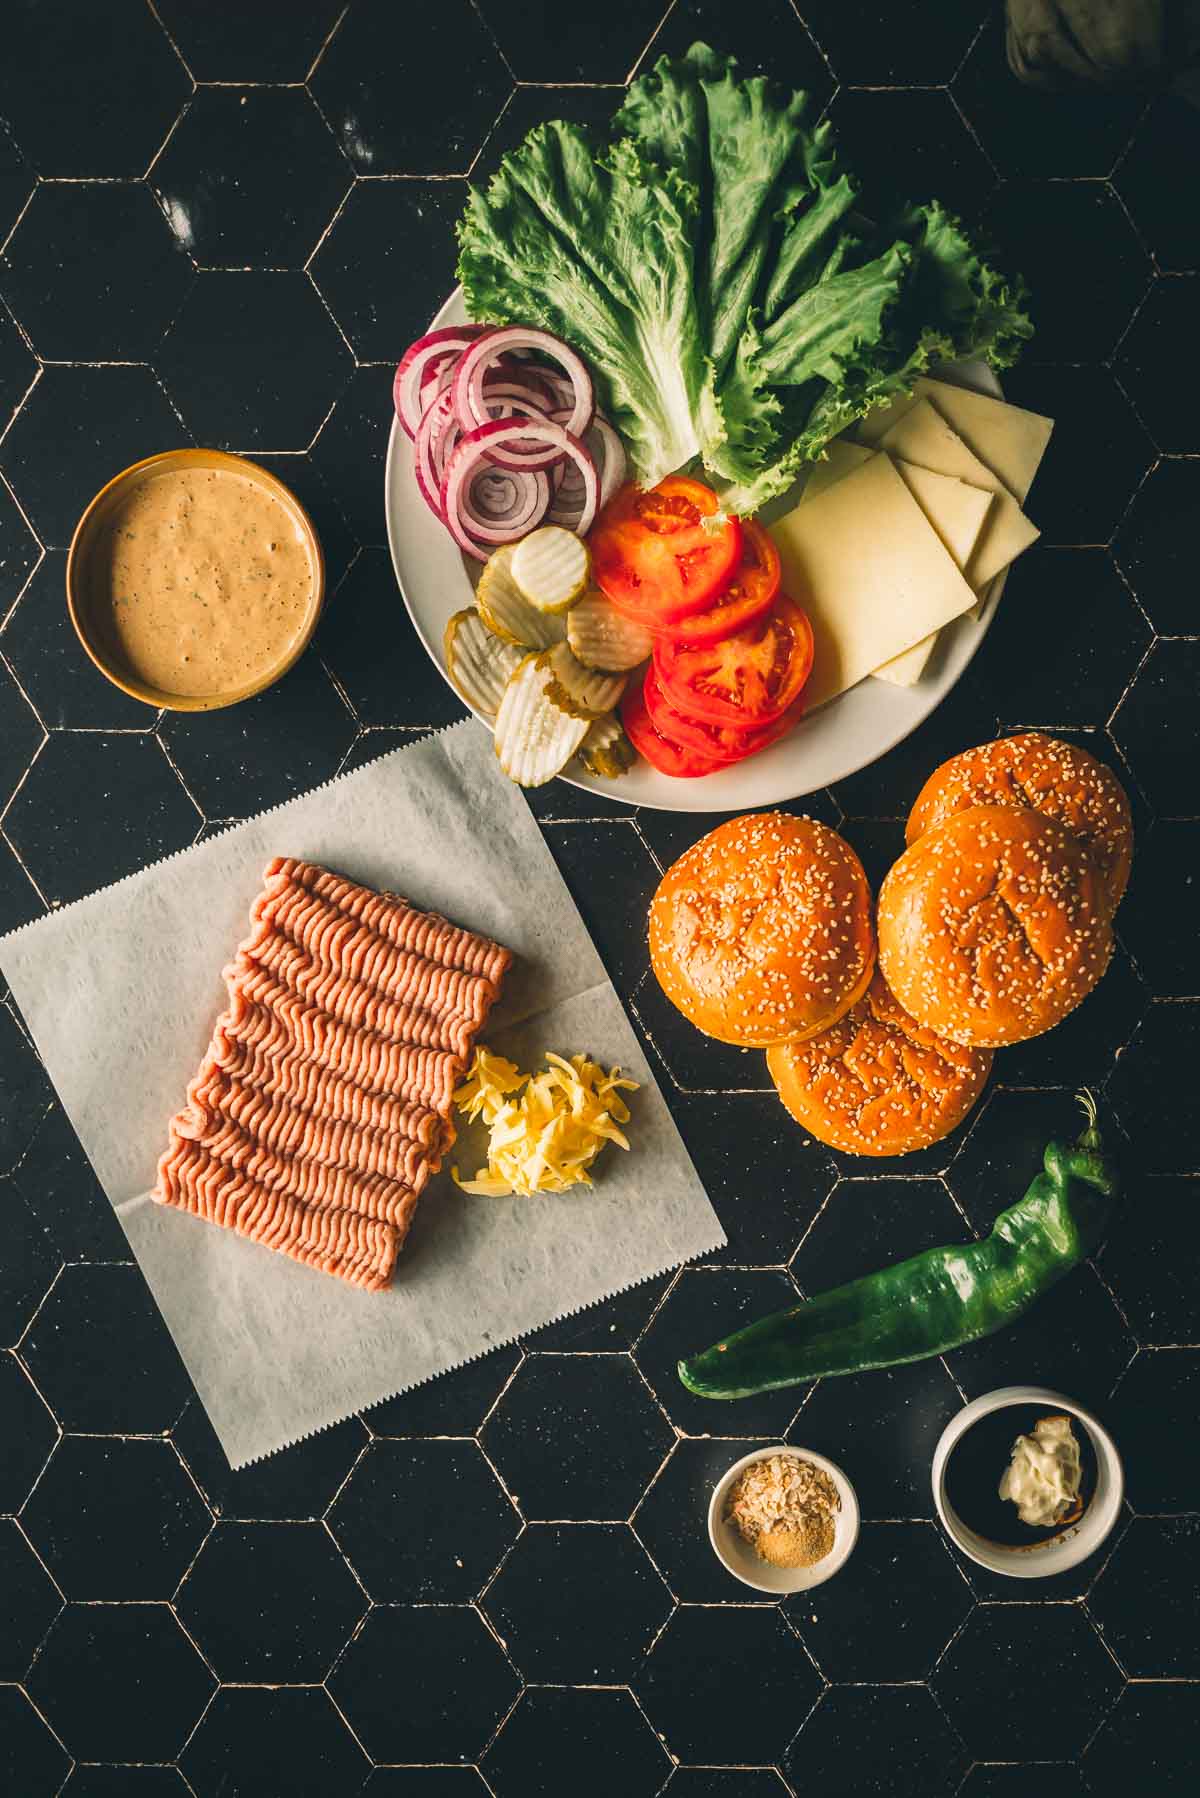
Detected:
left=0, top=723, right=723, bottom=1466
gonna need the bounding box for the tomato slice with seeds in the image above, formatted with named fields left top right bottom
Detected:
left=590, top=475, right=743, bottom=628
left=643, top=670, right=804, bottom=764
left=655, top=591, right=814, bottom=731
left=663, top=518, right=781, bottom=648
left=621, top=677, right=724, bottom=779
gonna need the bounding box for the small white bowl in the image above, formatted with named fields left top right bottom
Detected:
left=932, top=1385, right=1124, bottom=1581
left=708, top=1444, right=860, bottom=1595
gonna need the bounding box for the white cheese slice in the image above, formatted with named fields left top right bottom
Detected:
left=857, top=376, right=1054, bottom=503
left=770, top=454, right=980, bottom=711
left=876, top=398, right=1039, bottom=593
left=799, top=441, right=994, bottom=687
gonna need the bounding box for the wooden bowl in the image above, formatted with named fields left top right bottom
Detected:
left=66, top=448, right=325, bottom=713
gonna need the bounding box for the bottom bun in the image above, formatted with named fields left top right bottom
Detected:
left=767, top=969, right=992, bottom=1157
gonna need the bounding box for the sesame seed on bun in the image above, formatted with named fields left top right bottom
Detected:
left=767, top=968, right=992, bottom=1156
left=878, top=804, right=1113, bottom=1048
left=648, top=812, right=875, bottom=1049
left=906, top=732, right=1133, bottom=912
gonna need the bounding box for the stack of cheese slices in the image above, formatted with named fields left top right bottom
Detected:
left=769, top=377, right=1053, bottom=708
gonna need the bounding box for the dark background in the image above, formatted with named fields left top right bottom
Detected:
left=0, top=2, right=1196, bottom=1794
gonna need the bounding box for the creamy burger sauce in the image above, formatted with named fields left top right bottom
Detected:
left=93, top=467, right=315, bottom=697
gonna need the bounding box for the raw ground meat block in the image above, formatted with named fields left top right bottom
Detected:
left=153, top=856, right=512, bottom=1290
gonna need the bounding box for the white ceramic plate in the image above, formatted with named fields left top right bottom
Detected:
left=384, top=288, right=1002, bottom=813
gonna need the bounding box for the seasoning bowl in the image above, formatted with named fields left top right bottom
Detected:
left=66, top=448, right=325, bottom=713
left=932, top=1385, right=1124, bottom=1581
left=708, top=1444, right=860, bottom=1595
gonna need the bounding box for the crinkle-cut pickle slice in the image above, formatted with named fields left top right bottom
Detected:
left=567, top=588, right=654, bottom=672
left=576, top=712, right=636, bottom=779
left=444, top=608, right=524, bottom=720
left=475, top=542, right=567, bottom=649
left=510, top=525, right=591, bottom=614
left=494, top=651, right=589, bottom=786
left=543, top=641, right=627, bottom=720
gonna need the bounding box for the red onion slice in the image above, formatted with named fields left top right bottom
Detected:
left=442, top=417, right=598, bottom=559
left=546, top=414, right=622, bottom=527
left=454, top=327, right=594, bottom=448
left=413, top=388, right=457, bottom=520
left=394, top=324, right=487, bottom=438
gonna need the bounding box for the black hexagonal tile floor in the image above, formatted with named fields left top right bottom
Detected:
left=177, top=1519, right=366, bottom=1680
left=1112, top=456, right=1200, bottom=636
left=813, top=0, right=987, bottom=81
left=0, top=120, right=33, bottom=244
left=1111, top=639, right=1200, bottom=817
left=983, top=552, right=1150, bottom=736
left=800, top=1354, right=963, bottom=1518
left=157, top=271, right=351, bottom=451
left=827, top=89, right=996, bottom=225
left=154, top=0, right=343, bottom=82
left=0, top=654, right=44, bottom=814
left=0, top=1003, right=52, bottom=1176
left=635, top=1267, right=807, bottom=1439
left=0, top=0, right=189, bottom=178
left=1116, top=278, right=1200, bottom=454
left=330, top=1603, right=519, bottom=1764
left=0, top=1349, right=56, bottom=1512
left=181, top=1685, right=370, bottom=1798
left=1109, top=1348, right=1198, bottom=1513
left=0, top=301, right=36, bottom=423
left=471, top=86, right=626, bottom=189
left=21, top=1435, right=208, bottom=1600
left=948, top=1087, right=1090, bottom=1236
left=10, top=1098, right=130, bottom=1264
left=785, top=1685, right=966, bottom=1798
left=0, top=836, right=41, bottom=953
left=1000, top=944, right=1146, bottom=1088
left=637, top=1604, right=819, bottom=1765
left=1108, top=999, right=1198, bottom=1177
left=336, top=726, right=429, bottom=777
left=948, top=1262, right=1134, bottom=1413
left=483, top=1521, right=671, bottom=1682
left=0, top=1684, right=69, bottom=1798
left=311, top=2, right=511, bottom=174
left=542, top=819, right=659, bottom=994
left=365, top=1343, right=520, bottom=1436
left=660, top=1090, right=834, bottom=1265
left=633, top=1436, right=774, bottom=1603
left=0, top=180, right=193, bottom=360
left=310, top=367, right=394, bottom=549
left=481, top=1353, right=672, bottom=1521
left=0, top=363, right=187, bottom=550
left=985, top=182, right=1150, bottom=364
left=523, top=1272, right=671, bottom=1352
left=160, top=650, right=355, bottom=815
left=1099, top=1173, right=1199, bottom=1345
left=26, top=1601, right=215, bottom=1763
left=1115, top=95, right=1200, bottom=273
left=0, top=1516, right=60, bottom=1680
left=171, top=1395, right=365, bottom=1520
left=61, top=1771, right=191, bottom=1796
left=153, top=86, right=350, bottom=270
left=476, top=0, right=664, bottom=82
left=311, top=178, right=466, bottom=364
left=631, top=965, right=776, bottom=1094
left=1003, top=364, right=1156, bottom=550
left=665, top=1775, right=791, bottom=1798
left=954, top=14, right=1146, bottom=178
left=317, top=547, right=469, bottom=727
left=1090, top=1513, right=1199, bottom=1676
left=1, top=551, right=153, bottom=730
left=483, top=1686, right=670, bottom=1798
left=1083, top=1682, right=1199, bottom=1798
left=961, top=1769, right=1085, bottom=1798
left=0, top=475, right=40, bottom=618
left=792, top=1177, right=968, bottom=1297
left=0, top=1176, right=58, bottom=1346
left=328, top=1437, right=517, bottom=1599
left=936, top=1603, right=1120, bottom=1761
left=20, top=1262, right=192, bottom=1434
left=363, top=1774, right=490, bottom=1798
left=786, top=1519, right=972, bottom=1681
left=5, top=732, right=198, bottom=907
left=637, top=0, right=833, bottom=95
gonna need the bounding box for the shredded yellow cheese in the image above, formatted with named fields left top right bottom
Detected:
left=451, top=1048, right=638, bottom=1197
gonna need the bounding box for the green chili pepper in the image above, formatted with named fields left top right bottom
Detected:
left=678, top=1093, right=1119, bottom=1401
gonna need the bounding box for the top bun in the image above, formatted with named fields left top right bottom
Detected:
left=879, top=805, right=1113, bottom=1047
left=906, top=732, right=1132, bottom=911
left=648, top=812, right=875, bottom=1048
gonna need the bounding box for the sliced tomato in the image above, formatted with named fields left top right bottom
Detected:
left=663, top=518, right=781, bottom=648
left=643, top=670, right=803, bottom=765
left=655, top=591, right=814, bottom=731
left=621, top=678, right=723, bottom=779
left=590, top=475, right=743, bottom=629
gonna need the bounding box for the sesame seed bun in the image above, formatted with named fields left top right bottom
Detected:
left=906, top=733, right=1132, bottom=912
left=767, top=969, right=992, bottom=1156
left=648, top=812, right=875, bottom=1048
left=878, top=805, right=1113, bottom=1048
